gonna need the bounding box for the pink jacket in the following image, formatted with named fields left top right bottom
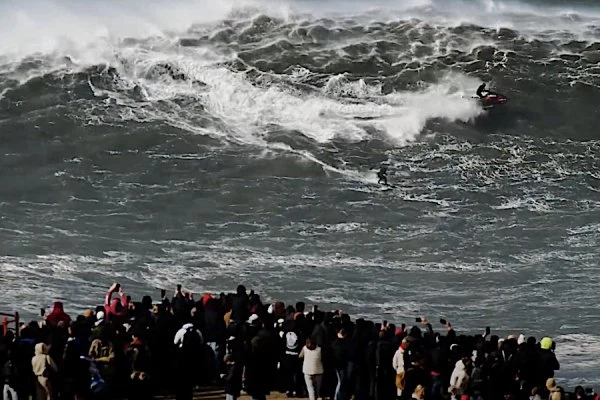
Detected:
left=104, top=289, right=128, bottom=324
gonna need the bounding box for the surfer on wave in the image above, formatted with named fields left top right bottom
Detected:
left=377, top=167, right=388, bottom=186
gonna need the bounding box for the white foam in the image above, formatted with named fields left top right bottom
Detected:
left=0, top=0, right=265, bottom=59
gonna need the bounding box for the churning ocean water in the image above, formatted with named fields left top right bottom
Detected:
left=0, top=0, right=599, bottom=387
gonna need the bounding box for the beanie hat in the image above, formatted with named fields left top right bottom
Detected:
left=540, top=337, right=553, bottom=350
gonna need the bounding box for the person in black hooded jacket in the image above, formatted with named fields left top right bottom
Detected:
left=280, top=318, right=305, bottom=398
left=230, top=286, right=250, bottom=326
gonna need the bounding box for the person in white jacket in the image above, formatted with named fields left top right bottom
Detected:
left=299, top=338, right=324, bottom=400
left=448, top=357, right=470, bottom=398
left=392, top=338, right=407, bottom=398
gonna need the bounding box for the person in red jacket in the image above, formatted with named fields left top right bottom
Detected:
left=104, top=283, right=129, bottom=325
left=46, top=302, right=71, bottom=327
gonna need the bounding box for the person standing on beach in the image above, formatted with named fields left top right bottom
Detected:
left=332, top=328, right=351, bottom=400
left=243, top=315, right=275, bottom=400
left=31, top=343, right=58, bottom=400
left=222, top=353, right=243, bottom=400
left=300, top=337, right=324, bottom=400
left=392, top=338, right=407, bottom=400
left=2, top=348, right=19, bottom=400
left=174, top=322, right=204, bottom=400
left=204, top=297, right=227, bottom=384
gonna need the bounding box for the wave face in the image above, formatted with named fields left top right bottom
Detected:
left=1, top=0, right=600, bottom=387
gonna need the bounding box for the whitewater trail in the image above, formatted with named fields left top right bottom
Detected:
left=62, top=38, right=482, bottom=184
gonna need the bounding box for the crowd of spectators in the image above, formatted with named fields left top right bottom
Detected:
left=0, top=282, right=592, bottom=400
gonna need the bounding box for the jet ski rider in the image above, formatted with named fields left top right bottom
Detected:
left=477, top=83, right=494, bottom=98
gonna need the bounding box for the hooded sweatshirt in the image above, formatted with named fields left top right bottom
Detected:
left=449, top=359, right=469, bottom=395
left=104, top=289, right=128, bottom=325
left=31, top=343, right=58, bottom=377
left=46, top=302, right=71, bottom=327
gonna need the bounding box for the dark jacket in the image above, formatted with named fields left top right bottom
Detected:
left=538, top=348, right=560, bottom=384
left=231, top=294, right=249, bottom=323
left=224, top=360, right=244, bottom=396
left=332, top=337, right=349, bottom=370
left=204, top=308, right=226, bottom=344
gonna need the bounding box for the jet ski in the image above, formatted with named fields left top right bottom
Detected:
left=473, top=83, right=508, bottom=109
left=480, top=92, right=508, bottom=108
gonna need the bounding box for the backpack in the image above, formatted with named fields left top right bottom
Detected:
left=181, top=326, right=202, bottom=355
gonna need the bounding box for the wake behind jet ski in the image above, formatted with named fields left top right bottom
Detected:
left=476, top=83, right=508, bottom=109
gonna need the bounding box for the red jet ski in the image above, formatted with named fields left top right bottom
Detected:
left=481, top=92, right=508, bottom=107
left=475, top=83, right=508, bottom=109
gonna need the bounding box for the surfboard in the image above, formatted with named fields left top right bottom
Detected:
left=379, top=184, right=397, bottom=191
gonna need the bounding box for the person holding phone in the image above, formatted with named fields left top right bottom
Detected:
left=172, top=284, right=190, bottom=324
left=104, top=283, right=128, bottom=325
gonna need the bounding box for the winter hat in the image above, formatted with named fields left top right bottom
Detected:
left=540, top=337, right=553, bottom=350
left=517, top=334, right=526, bottom=345
left=247, top=314, right=259, bottom=324
left=95, top=311, right=105, bottom=326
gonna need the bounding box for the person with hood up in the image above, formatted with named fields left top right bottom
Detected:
left=45, top=302, right=71, bottom=327
left=538, top=337, right=560, bottom=387
left=104, top=283, right=128, bottom=325
left=31, top=343, right=58, bottom=400
left=448, top=356, right=470, bottom=398
left=546, top=378, right=564, bottom=400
